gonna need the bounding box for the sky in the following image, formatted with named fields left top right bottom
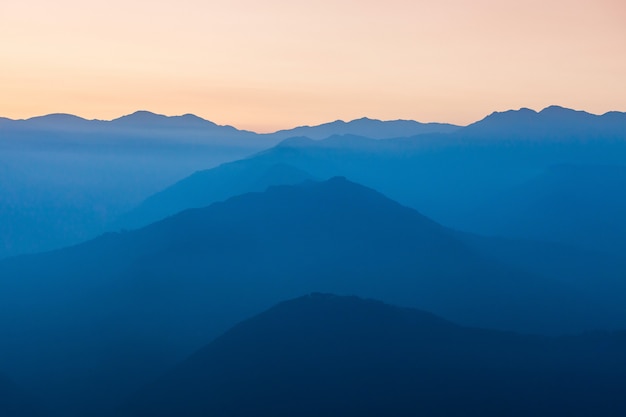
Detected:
left=1, top=0, right=625, bottom=132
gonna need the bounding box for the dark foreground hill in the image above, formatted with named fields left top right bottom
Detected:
left=124, top=293, right=626, bottom=417
left=0, top=178, right=624, bottom=415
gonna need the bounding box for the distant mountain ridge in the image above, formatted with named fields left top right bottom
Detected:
left=265, top=116, right=460, bottom=139
left=0, top=111, right=258, bottom=140
left=120, top=105, right=626, bottom=254
left=3, top=106, right=624, bottom=139
left=1, top=111, right=462, bottom=140
left=464, top=105, right=626, bottom=140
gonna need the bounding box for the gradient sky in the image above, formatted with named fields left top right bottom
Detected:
left=1, top=0, right=625, bottom=132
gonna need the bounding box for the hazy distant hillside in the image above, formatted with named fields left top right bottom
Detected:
left=125, top=293, right=626, bottom=417
left=0, top=112, right=451, bottom=258
left=2, top=177, right=622, bottom=416
left=460, top=164, right=626, bottom=255
left=266, top=117, right=459, bottom=140
left=5, top=106, right=624, bottom=260
left=0, top=111, right=270, bottom=259
left=119, top=162, right=314, bottom=229
left=463, top=106, right=626, bottom=140
left=0, top=111, right=259, bottom=142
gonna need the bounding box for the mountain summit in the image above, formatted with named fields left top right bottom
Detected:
left=464, top=106, right=626, bottom=139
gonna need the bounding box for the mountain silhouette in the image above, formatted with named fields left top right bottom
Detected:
left=0, top=111, right=274, bottom=259
left=6, top=113, right=97, bottom=130
left=3, top=105, right=625, bottom=259
left=266, top=117, right=459, bottom=140
left=126, top=106, right=626, bottom=251
left=0, top=111, right=257, bottom=138
left=0, top=111, right=463, bottom=259
left=464, top=106, right=626, bottom=140
left=1, top=177, right=621, bottom=415
left=124, top=293, right=626, bottom=417
left=109, top=111, right=256, bottom=136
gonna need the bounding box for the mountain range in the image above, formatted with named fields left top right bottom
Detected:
left=118, top=106, right=626, bottom=257
left=0, top=111, right=459, bottom=259
left=0, top=111, right=458, bottom=142
left=2, top=106, right=626, bottom=416
left=265, top=116, right=459, bottom=139
left=1, top=177, right=625, bottom=415
left=4, top=105, right=625, bottom=261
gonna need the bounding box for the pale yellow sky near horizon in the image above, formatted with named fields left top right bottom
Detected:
left=1, top=0, right=625, bottom=132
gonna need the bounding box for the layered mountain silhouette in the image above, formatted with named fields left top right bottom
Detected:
left=2, top=177, right=624, bottom=415
left=4, top=106, right=625, bottom=261
left=123, top=107, right=626, bottom=253
left=124, top=293, right=626, bottom=417
left=0, top=112, right=270, bottom=260
left=1, top=111, right=457, bottom=258
left=2, top=106, right=626, bottom=415
left=0, top=111, right=258, bottom=140
left=0, top=112, right=456, bottom=142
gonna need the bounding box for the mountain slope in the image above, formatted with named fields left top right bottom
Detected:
left=1, top=177, right=620, bottom=415
left=119, top=162, right=314, bottom=229
left=125, top=294, right=626, bottom=417
left=459, top=164, right=626, bottom=255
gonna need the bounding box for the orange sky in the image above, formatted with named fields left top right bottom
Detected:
left=1, top=0, right=625, bottom=132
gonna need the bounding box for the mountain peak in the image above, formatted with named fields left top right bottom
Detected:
left=109, top=111, right=237, bottom=131
left=463, top=105, right=626, bottom=138
left=112, top=110, right=167, bottom=124
left=28, top=113, right=90, bottom=122
left=24, top=113, right=92, bottom=125
left=482, top=107, right=537, bottom=120
left=539, top=105, right=589, bottom=116
left=541, top=105, right=568, bottom=112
